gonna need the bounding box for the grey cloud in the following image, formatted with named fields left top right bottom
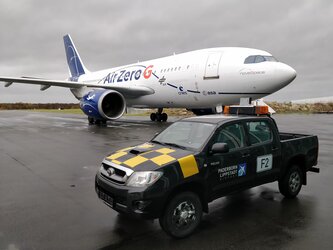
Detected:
left=0, top=0, right=332, bottom=102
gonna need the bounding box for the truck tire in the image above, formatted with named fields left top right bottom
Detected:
left=159, top=192, right=202, bottom=238
left=279, top=165, right=303, bottom=198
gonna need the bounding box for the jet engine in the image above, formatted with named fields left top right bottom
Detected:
left=80, top=89, right=126, bottom=121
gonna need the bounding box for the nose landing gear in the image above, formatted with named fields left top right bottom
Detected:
left=150, top=108, right=168, bottom=122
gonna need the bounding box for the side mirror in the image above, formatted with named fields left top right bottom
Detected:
left=211, top=143, right=229, bottom=154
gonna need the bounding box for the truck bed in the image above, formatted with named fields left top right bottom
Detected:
left=279, top=132, right=314, bottom=141
left=279, top=132, right=319, bottom=172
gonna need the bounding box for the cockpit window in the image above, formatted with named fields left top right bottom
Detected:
left=255, top=55, right=265, bottom=63
left=244, top=55, right=278, bottom=64
left=264, top=56, right=278, bottom=62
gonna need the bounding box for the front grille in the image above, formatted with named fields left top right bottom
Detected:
left=100, top=161, right=132, bottom=185
left=100, top=173, right=124, bottom=185
left=102, top=163, right=126, bottom=177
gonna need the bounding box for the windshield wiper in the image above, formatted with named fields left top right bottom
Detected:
left=151, top=140, right=165, bottom=145
left=163, top=142, right=187, bottom=150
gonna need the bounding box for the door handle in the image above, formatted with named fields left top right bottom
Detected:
left=242, top=153, right=250, bottom=158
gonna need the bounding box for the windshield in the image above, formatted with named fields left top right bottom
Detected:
left=244, top=55, right=278, bottom=64
left=152, top=121, right=216, bottom=150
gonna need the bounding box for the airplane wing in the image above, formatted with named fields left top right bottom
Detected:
left=0, top=76, right=155, bottom=97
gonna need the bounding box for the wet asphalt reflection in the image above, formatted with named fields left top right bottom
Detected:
left=0, top=111, right=332, bottom=250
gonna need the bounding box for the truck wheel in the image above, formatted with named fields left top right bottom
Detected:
left=279, top=165, right=303, bottom=198
left=159, top=192, right=202, bottom=238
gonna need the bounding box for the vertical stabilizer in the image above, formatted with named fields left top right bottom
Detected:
left=63, top=34, right=89, bottom=78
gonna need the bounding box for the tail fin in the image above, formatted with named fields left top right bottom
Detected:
left=63, top=34, right=89, bottom=78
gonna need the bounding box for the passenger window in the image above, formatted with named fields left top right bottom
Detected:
left=214, top=123, right=246, bottom=151
left=246, top=121, right=272, bottom=145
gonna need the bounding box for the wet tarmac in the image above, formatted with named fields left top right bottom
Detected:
left=0, top=111, right=332, bottom=250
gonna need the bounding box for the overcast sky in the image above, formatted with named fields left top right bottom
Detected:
left=0, top=0, right=332, bottom=103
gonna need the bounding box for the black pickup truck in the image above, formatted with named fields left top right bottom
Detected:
left=95, top=113, right=319, bottom=238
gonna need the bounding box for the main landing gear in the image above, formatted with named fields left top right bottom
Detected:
left=150, top=108, right=168, bottom=122
left=88, top=117, right=107, bottom=125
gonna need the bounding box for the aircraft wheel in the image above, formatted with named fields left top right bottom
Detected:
left=88, top=117, right=95, bottom=125
left=156, top=113, right=162, bottom=122
left=161, top=113, right=168, bottom=122
left=150, top=113, right=157, bottom=121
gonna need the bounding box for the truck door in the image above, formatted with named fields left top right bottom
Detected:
left=206, top=122, right=254, bottom=198
left=245, top=120, right=280, bottom=182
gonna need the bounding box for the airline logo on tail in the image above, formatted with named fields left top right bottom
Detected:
left=63, top=34, right=90, bottom=82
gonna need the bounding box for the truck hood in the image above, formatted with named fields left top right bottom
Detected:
left=104, top=142, right=196, bottom=172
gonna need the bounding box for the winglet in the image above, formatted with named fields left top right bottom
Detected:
left=63, top=34, right=89, bottom=77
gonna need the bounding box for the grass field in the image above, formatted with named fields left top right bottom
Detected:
left=30, top=109, right=84, bottom=114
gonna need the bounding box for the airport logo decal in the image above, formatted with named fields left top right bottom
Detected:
left=218, top=163, right=247, bottom=180
left=238, top=163, right=247, bottom=177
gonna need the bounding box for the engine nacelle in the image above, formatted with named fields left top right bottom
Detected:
left=80, top=89, right=126, bottom=120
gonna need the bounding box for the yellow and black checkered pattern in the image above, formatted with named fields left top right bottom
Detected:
left=106, top=143, right=199, bottom=178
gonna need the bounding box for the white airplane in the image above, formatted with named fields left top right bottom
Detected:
left=0, top=34, right=296, bottom=124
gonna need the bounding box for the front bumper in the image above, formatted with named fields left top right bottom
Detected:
left=95, top=172, right=167, bottom=219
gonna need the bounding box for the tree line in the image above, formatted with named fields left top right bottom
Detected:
left=0, top=103, right=80, bottom=110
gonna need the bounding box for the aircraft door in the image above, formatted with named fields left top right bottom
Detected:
left=204, top=52, right=222, bottom=79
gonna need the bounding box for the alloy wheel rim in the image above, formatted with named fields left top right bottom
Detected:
left=172, top=201, right=196, bottom=229
left=289, top=171, right=301, bottom=193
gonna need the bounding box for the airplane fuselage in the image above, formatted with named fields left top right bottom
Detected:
left=77, top=47, right=296, bottom=109
left=1, top=35, right=297, bottom=123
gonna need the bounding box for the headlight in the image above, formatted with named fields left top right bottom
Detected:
left=126, top=171, right=163, bottom=187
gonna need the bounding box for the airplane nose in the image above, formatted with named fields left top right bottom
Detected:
left=276, top=63, right=297, bottom=86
